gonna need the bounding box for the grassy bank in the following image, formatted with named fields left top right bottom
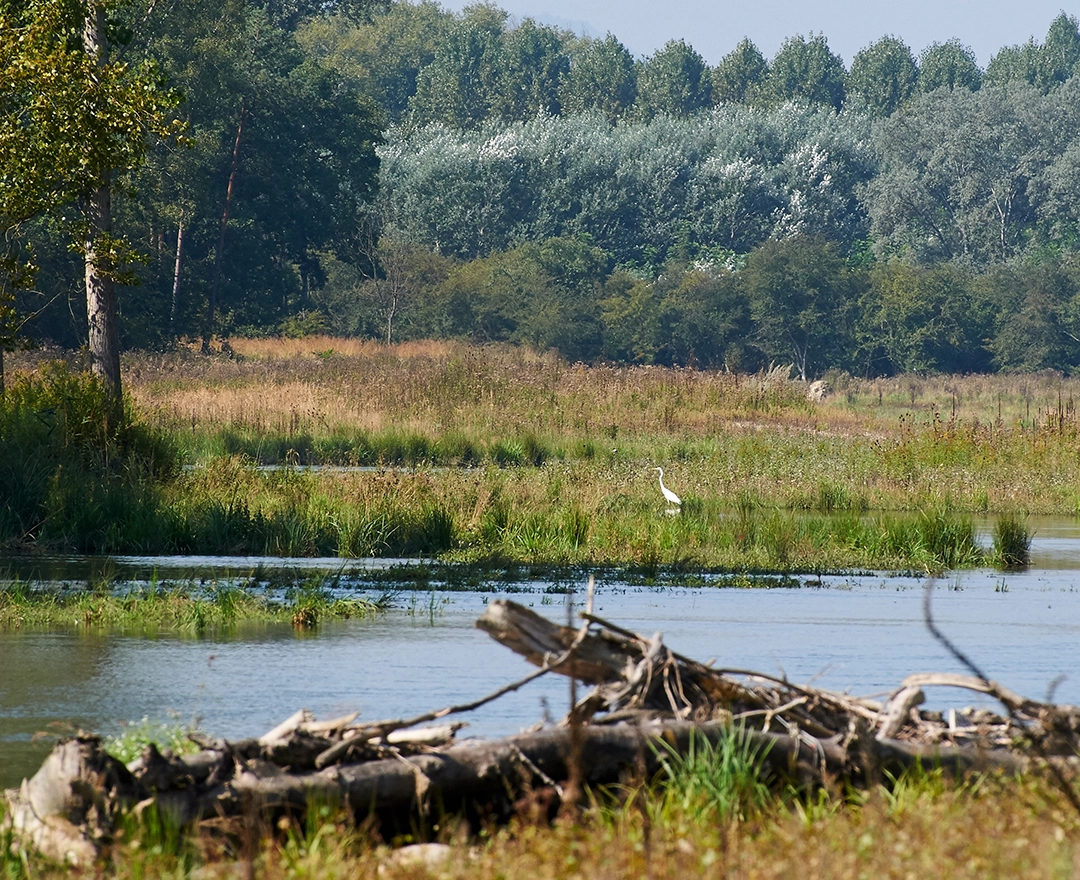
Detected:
left=0, top=342, right=1062, bottom=569
left=3, top=751, right=1076, bottom=878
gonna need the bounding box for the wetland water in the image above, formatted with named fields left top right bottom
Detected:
left=2, top=517, right=1080, bottom=788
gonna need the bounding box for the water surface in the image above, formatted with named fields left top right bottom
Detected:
left=2, top=517, right=1079, bottom=789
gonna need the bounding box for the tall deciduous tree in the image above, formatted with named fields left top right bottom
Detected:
left=559, top=35, right=637, bottom=122
left=495, top=18, right=568, bottom=119
left=847, top=36, right=918, bottom=116
left=296, top=2, right=453, bottom=124
left=634, top=39, right=711, bottom=119
left=711, top=38, right=769, bottom=105
left=0, top=0, right=178, bottom=403
left=767, top=34, right=846, bottom=110
left=408, top=5, right=506, bottom=127
left=744, top=235, right=861, bottom=379
left=917, top=39, right=982, bottom=92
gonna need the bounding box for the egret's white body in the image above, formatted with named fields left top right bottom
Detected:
left=654, top=467, right=681, bottom=506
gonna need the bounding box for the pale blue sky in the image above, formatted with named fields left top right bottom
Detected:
left=442, top=0, right=1078, bottom=66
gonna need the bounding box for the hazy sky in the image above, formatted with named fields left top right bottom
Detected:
left=441, top=0, right=1077, bottom=66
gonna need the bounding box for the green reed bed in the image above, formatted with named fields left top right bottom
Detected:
left=0, top=578, right=387, bottom=632
left=53, top=461, right=982, bottom=572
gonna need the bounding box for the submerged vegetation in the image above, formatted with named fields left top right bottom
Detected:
left=0, top=343, right=1058, bottom=572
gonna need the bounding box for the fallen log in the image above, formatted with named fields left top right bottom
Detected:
left=4, top=717, right=1031, bottom=866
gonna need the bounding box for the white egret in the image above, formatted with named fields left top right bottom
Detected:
left=654, top=467, right=681, bottom=507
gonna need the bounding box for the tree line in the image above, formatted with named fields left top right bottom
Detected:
left=304, top=2, right=1080, bottom=124
left=310, top=232, right=1080, bottom=378
left=3, top=1, right=1080, bottom=383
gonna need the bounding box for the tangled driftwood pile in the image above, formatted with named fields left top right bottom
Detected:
left=5, top=595, right=1079, bottom=864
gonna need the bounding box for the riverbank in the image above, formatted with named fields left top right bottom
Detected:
left=3, top=735, right=1076, bottom=878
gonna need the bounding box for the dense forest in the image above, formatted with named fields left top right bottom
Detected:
left=4, top=0, right=1080, bottom=378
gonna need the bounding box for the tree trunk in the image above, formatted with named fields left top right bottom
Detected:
left=205, top=100, right=246, bottom=354
left=82, top=4, right=121, bottom=405
left=85, top=182, right=121, bottom=400
left=170, top=214, right=185, bottom=339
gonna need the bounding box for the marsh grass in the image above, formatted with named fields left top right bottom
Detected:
left=110, top=342, right=1080, bottom=515
left=5, top=343, right=1080, bottom=565
left=650, top=727, right=774, bottom=825
left=992, top=512, right=1033, bottom=568
left=0, top=577, right=388, bottom=631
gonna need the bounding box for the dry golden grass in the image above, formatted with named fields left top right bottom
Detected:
left=222, top=336, right=460, bottom=361
left=49, top=776, right=1077, bottom=880
left=111, top=341, right=1080, bottom=445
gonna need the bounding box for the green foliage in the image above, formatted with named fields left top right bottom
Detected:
left=297, top=2, right=453, bottom=124
left=560, top=35, right=637, bottom=122
left=744, top=236, right=863, bottom=380
left=0, top=0, right=180, bottom=227
left=378, top=106, right=875, bottom=265
left=408, top=5, right=507, bottom=127
left=495, top=18, right=569, bottom=119
left=711, top=39, right=769, bottom=106
left=918, top=39, right=983, bottom=92
left=986, top=15, right=1080, bottom=91
left=104, top=716, right=200, bottom=764
left=859, top=263, right=993, bottom=374
left=635, top=40, right=712, bottom=120
left=867, top=81, right=1080, bottom=266
left=0, top=364, right=177, bottom=550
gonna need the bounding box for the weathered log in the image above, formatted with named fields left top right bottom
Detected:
left=7, top=718, right=1029, bottom=865
left=475, top=600, right=631, bottom=684
left=3, top=736, right=144, bottom=866
left=877, top=686, right=925, bottom=740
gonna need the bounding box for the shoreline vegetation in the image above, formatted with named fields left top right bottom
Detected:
left=0, top=340, right=1055, bottom=574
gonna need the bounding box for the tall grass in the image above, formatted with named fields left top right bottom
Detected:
left=103, top=342, right=1080, bottom=515
left=0, top=363, right=178, bottom=551
left=651, top=727, right=774, bottom=825
left=3, top=345, right=1077, bottom=566
left=3, top=760, right=1074, bottom=879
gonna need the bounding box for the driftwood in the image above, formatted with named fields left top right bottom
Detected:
left=5, top=597, right=1078, bottom=864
